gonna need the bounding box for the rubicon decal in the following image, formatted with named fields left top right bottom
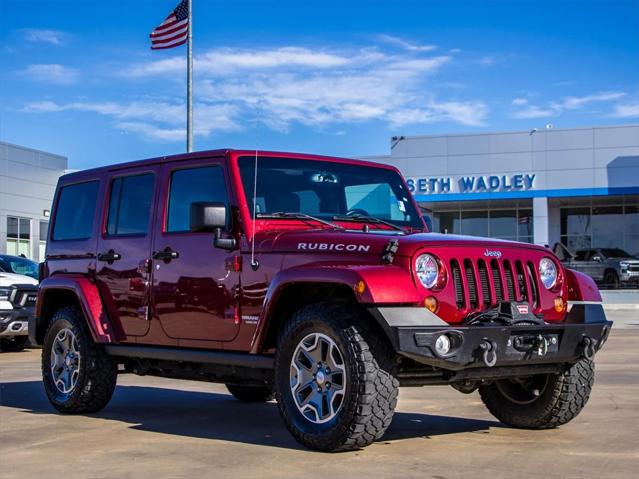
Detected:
left=297, top=242, right=371, bottom=252
left=484, top=249, right=503, bottom=258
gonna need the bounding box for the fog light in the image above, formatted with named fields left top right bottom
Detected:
left=424, top=296, right=438, bottom=313
left=554, top=297, right=565, bottom=313
left=434, top=334, right=451, bottom=356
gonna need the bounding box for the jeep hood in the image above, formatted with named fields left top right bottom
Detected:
left=253, top=229, right=549, bottom=257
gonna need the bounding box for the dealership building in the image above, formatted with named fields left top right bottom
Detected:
left=369, top=124, right=639, bottom=255
left=0, top=141, right=68, bottom=261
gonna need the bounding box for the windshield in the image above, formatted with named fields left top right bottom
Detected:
left=238, top=156, right=424, bottom=229
left=0, top=256, right=39, bottom=280
left=600, top=248, right=633, bottom=258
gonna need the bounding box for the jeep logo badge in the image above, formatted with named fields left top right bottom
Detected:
left=484, top=249, right=502, bottom=258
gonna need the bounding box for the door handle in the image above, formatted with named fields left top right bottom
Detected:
left=153, top=247, right=179, bottom=263
left=98, top=249, right=121, bottom=264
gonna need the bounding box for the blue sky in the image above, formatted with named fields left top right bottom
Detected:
left=1, top=0, right=638, bottom=170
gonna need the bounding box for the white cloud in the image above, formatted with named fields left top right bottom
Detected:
left=22, top=64, right=78, bottom=85
left=511, top=91, right=627, bottom=119
left=21, top=28, right=67, bottom=45
left=377, top=35, right=437, bottom=52
left=610, top=103, right=639, bottom=118
left=25, top=43, right=490, bottom=140
left=23, top=100, right=241, bottom=141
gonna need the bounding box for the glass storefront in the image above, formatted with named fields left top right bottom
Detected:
left=6, top=216, right=31, bottom=257
left=560, top=198, right=639, bottom=255
left=428, top=200, right=533, bottom=243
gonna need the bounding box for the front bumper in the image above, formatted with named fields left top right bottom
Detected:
left=0, top=307, right=34, bottom=337
left=369, top=303, right=612, bottom=372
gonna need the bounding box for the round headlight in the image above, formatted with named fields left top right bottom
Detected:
left=539, top=258, right=558, bottom=289
left=415, top=254, right=440, bottom=289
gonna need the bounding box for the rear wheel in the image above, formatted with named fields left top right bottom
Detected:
left=479, top=358, right=594, bottom=429
left=275, top=303, right=398, bottom=451
left=226, top=384, right=274, bottom=402
left=0, top=336, right=29, bottom=352
left=603, top=270, right=620, bottom=289
left=42, top=306, right=118, bottom=413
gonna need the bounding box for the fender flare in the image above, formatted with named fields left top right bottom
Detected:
left=35, top=274, right=121, bottom=344
left=250, top=264, right=420, bottom=353
left=565, top=268, right=602, bottom=302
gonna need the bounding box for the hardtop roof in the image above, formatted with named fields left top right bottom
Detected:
left=58, top=149, right=398, bottom=183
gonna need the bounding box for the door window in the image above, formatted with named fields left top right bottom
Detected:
left=107, top=173, right=155, bottom=236
left=166, top=166, right=228, bottom=233
left=52, top=181, right=99, bottom=241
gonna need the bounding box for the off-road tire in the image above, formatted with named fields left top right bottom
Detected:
left=275, top=302, right=399, bottom=452
left=42, top=306, right=118, bottom=413
left=226, top=384, right=275, bottom=402
left=0, top=336, right=29, bottom=352
left=479, top=358, right=595, bottom=429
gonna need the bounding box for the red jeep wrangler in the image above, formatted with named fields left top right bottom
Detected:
left=32, top=150, right=611, bottom=451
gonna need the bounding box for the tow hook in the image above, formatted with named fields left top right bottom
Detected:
left=479, top=339, right=497, bottom=367
left=581, top=336, right=597, bottom=360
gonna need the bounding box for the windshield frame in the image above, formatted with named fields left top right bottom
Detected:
left=235, top=154, right=426, bottom=234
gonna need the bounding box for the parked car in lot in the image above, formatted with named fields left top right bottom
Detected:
left=553, top=244, right=639, bottom=288
left=31, top=149, right=612, bottom=451
left=0, top=255, right=39, bottom=351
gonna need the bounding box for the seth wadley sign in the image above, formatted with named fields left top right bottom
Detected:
left=406, top=173, right=536, bottom=194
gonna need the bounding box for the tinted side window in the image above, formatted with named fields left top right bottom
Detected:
left=107, top=174, right=155, bottom=236
left=53, top=181, right=99, bottom=241
left=167, top=166, right=228, bottom=233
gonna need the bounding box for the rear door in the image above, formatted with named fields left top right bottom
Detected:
left=95, top=167, right=159, bottom=338
left=150, top=158, right=240, bottom=342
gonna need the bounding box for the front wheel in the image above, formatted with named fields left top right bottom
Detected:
left=479, top=358, right=595, bottom=429
left=275, top=303, right=399, bottom=452
left=42, top=306, right=118, bottom=413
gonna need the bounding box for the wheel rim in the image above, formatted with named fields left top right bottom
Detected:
left=50, top=328, right=81, bottom=394
left=289, top=332, right=347, bottom=424
left=495, top=374, right=550, bottom=405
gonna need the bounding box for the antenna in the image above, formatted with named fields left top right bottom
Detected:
left=250, top=103, right=261, bottom=271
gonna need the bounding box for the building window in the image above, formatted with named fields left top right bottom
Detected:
left=560, top=201, right=639, bottom=255
left=432, top=207, right=533, bottom=243
left=39, top=220, right=49, bottom=262
left=7, top=216, right=31, bottom=257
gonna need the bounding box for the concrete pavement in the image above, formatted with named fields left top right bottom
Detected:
left=1, top=311, right=638, bottom=479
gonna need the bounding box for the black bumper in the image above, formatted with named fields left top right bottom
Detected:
left=369, top=304, right=612, bottom=372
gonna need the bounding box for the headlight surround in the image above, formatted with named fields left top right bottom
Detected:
left=0, top=287, right=12, bottom=301
left=415, top=254, right=440, bottom=289
left=539, top=258, right=558, bottom=289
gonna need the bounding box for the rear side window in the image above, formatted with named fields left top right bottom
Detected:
left=53, top=181, right=99, bottom=241
left=167, top=166, right=228, bottom=232
left=107, top=173, right=155, bottom=236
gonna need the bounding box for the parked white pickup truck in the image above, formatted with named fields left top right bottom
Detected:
left=0, top=255, right=39, bottom=352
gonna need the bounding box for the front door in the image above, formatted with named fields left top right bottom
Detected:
left=96, top=167, right=159, bottom=337
left=151, top=159, right=240, bottom=342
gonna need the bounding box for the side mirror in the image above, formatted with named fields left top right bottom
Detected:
left=190, top=202, right=237, bottom=250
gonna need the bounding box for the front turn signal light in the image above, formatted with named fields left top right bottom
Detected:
left=354, top=281, right=366, bottom=295
left=554, top=297, right=565, bottom=313
left=424, top=296, right=438, bottom=313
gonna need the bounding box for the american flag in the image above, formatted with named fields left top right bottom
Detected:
left=150, top=1, right=189, bottom=50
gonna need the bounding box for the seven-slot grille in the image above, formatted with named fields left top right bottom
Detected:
left=450, top=258, right=540, bottom=311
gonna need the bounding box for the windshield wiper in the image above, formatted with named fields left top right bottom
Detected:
left=332, top=214, right=406, bottom=233
left=257, top=212, right=344, bottom=230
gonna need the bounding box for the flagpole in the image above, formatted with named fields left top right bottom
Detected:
left=186, top=0, right=193, bottom=152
